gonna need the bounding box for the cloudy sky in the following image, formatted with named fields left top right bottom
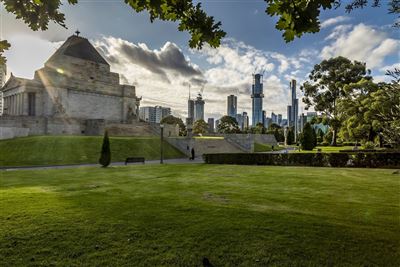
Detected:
left=1, top=1, right=399, bottom=121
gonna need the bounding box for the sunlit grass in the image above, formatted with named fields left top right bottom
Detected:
left=0, top=165, right=398, bottom=266
left=0, top=136, right=184, bottom=167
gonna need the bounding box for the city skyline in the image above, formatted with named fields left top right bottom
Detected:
left=1, top=2, right=398, bottom=123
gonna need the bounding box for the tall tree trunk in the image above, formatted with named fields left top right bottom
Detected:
left=331, top=129, right=337, bottom=146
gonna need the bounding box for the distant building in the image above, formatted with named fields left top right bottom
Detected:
left=207, top=118, right=214, bottom=133
left=235, top=113, right=243, bottom=130
left=242, top=112, right=249, bottom=130
left=139, top=106, right=171, bottom=123
left=187, top=99, right=194, bottom=123
left=251, top=74, right=264, bottom=126
left=0, top=62, right=6, bottom=116
left=281, top=119, right=288, bottom=127
left=287, top=105, right=292, bottom=126
left=271, top=112, right=277, bottom=124
left=227, top=94, right=237, bottom=118
left=262, top=110, right=267, bottom=127
left=277, top=114, right=282, bottom=125
left=299, top=113, right=306, bottom=131
left=289, top=79, right=299, bottom=140
left=194, top=93, right=205, bottom=121
left=306, top=112, right=317, bottom=122
left=215, top=119, right=220, bottom=130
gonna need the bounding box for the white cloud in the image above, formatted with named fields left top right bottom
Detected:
left=321, top=23, right=400, bottom=68
left=320, top=16, right=351, bottom=29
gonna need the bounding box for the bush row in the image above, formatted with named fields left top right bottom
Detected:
left=203, top=152, right=400, bottom=168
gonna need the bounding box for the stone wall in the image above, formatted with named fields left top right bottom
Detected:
left=0, top=127, right=29, bottom=140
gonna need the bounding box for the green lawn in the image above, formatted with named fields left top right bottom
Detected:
left=0, top=136, right=184, bottom=167
left=254, top=143, right=284, bottom=152
left=1, top=165, right=399, bottom=266
left=291, top=146, right=356, bottom=153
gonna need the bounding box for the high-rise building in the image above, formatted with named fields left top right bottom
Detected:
left=289, top=79, right=299, bottom=140
left=235, top=113, right=243, bottom=130
left=187, top=99, right=194, bottom=126
left=277, top=114, right=282, bottom=125
left=194, top=93, right=205, bottom=121
left=242, top=112, right=249, bottom=130
left=251, top=74, right=264, bottom=126
left=0, top=63, right=6, bottom=116
left=139, top=106, right=171, bottom=123
left=227, top=94, right=237, bottom=118
left=207, top=118, right=215, bottom=133
left=271, top=112, right=277, bottom=124
left=262, top=110, right=267, bottom=127
left=287, top=105, right=292, bottom=126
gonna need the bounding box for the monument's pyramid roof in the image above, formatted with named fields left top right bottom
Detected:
left=47, top=35, right=109, bottom=65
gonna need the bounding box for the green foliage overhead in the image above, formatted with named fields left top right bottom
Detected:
left=265, top=0, right=399, bottom=42
left=217, top=115, right=240, bottom=134
left=192, top=119, right=208, bottom=135
left=0, top=40, right=11, bottom=64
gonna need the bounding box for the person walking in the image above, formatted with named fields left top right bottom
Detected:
left=191, top=148, right=195, bottom=160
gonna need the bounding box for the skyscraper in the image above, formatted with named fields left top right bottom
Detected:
left=287, top=105, right=292, bottom=125
left=235, top=113, right=243, bottom=130
left=278, top=114, right=282, bottom=125
left=251, top=74, right=264, bottom=126
left=187, top=99, right=194, bottom=125
left=271, top=112, right=277, bottom=124
left=207, top=118, right=215, bottom=133
left=194, top=93, right=205, bottom=121
left=242, top=112, right=249, bottom=130
left=227, top=94, right=237, bottom=118
left=289, top=79, right=299, bottom=141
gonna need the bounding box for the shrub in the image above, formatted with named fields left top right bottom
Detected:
left=362, top=141, right=375, bottom=150
left=99, top=131, right=111, bottom=167
left=328, top=153, right=349, bottom=167
left=300, top=123, right=316, bottom=150
left=203, top=152, right=400, bottom=168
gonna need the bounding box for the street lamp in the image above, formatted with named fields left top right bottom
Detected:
left=160, top=124, right=164, bottom=164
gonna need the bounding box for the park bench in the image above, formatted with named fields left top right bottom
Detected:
left=125, top=157, right=145, bottom=165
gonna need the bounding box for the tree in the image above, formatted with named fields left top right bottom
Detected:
left=301, top=56, right=371, bottom=146
left=286, top=127, right=295, bottom=145
left=192, top=119, right=208, bottom=135
left=300, top=122, right=316, bottom=150
left=99, top=130, right=111, bottom=167
left=1, top=0, right=398, bottom=61
left=267, top=123, right=284, bottom=142
left=217, top=116, right=240, bottom=134
left=265, top=0, right=399, bottom=42
left=160, top=115, right=186, bottom=136
left=338, top=79, right=380, bottom=144
left=366, top=69, right=400, bottom=147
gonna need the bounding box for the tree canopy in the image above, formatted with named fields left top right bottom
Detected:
left=217, top=116, right=240, bottom=134
left=1, top=0, right=399, bottom=63
left=192, top=119, right=208, bottom=135
left=301, top=56, right=371, bottom=145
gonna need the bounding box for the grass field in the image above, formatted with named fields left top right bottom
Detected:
left=0, top=136, right=184, bottom=167
left=290, top=146, right=355, bottom=153
left=1, top=165, right=399, bottom=266
left=254, top=143, right=284, bottom=152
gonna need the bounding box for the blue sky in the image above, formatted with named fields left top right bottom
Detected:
left=1, top=1, right=399, bottom=121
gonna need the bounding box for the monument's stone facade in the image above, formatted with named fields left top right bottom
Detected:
left=0, top=34, right=144, bottom=138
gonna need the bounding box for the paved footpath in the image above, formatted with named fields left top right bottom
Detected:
left=1, top=157, right=204, bottom=171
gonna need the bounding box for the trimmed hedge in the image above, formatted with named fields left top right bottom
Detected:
left=203, top=152, right=400, bottom=168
